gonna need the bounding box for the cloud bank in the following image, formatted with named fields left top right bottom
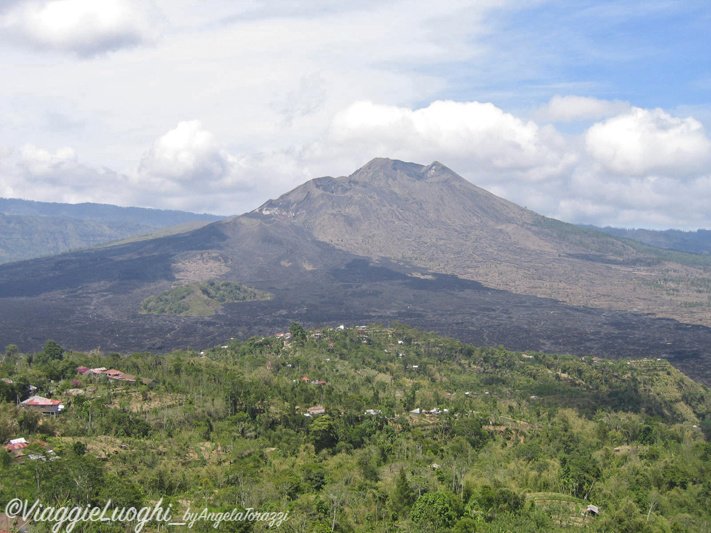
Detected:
left=0, top=0, right=162, bottom=56
left=3, top=96, right=710, bottom=229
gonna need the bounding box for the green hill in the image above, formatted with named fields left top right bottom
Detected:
left=1, top=324, right=710, bottom=531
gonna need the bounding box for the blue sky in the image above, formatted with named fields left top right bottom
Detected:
left=434, top=1, right=711, bottom=110
left=0, top=0, right=709, bottom=229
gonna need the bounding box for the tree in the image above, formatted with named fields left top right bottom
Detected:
left=17, top=407, right=41, bottom=434
left=324, top=482, right=352, bottom=532
left=0, top=403, right=19, bottom=444
left=290, top=322, right=307, bottom=343
left=72, top=441, right=87, bottom=456
left=474, top=485, right=525, bottom=516
left=3, top=344, right=18, bottom=363
left=310, top=415, right=338, bottom=452
left=391, top=468, right=416, bottom=518
left=36, top=340, right=64, bottom=365
left=410, top=491, right=463, bottom=532
left=452, top=417, right=489, bottom=450
left=559, top=450, right=600, bottom=499
left=453, top=517, right=479, bottom=533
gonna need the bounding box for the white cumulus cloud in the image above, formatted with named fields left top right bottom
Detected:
left=298, top=99, right=711, bottom=230
left=322, top=99, right=575, bottom=181
left=585, top=107, right=711, bottom=177
left=19, top=144, right=77, bottom=176
left=138, top=120, right=231, bottom=183
left=0, top=144, right=127, bottom=203
left=0, top=0, right=163, bottom=57
left=134, top=121, right=291, bottom=214
left=535, top=95, right=630, bottom=123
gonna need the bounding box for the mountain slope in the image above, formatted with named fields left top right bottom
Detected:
left=2, top=160, right=711, bottom=384
left=257, top=158, right=711, bottom=326
left=0, top=198, right=223, bottom=264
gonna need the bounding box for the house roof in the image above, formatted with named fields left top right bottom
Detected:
left=21, top=396, right=60, bottom=407
left=4, top=442, right=28, bottom=452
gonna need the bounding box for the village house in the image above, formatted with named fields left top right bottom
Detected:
left=84, top=367, right=145, bottom=384
left=20, top=396, right=61, bottom=415
left=107, top=371, right=137, bottom=383
left=585, top=505, right=600, bottom=516
left=4, top=438, right=28, bottom=457
left=307, top=405, right=326, bottom=416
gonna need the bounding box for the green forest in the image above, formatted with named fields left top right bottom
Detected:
left=140, top=281, right=270, bottom=316
left=1, top=324, right=711, bottom=532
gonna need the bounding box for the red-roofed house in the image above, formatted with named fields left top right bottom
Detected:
left=4, top=441, right=28, bottom=453
left=20, top=396, right=61, bottom=415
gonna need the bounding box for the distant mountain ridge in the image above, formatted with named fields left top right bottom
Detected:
left=588, top=225, right=711, bottom=255
left=0, top=197, right=221, bottom=224
left=0, top=198, right=223, bottom=264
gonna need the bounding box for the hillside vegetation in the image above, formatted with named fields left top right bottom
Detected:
left=140, top=281, right=271, bottom=316
left=1, top=325, right=711, bottom=532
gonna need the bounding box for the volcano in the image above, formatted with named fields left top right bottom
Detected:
left=2, top=158, right=711, bottom=384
